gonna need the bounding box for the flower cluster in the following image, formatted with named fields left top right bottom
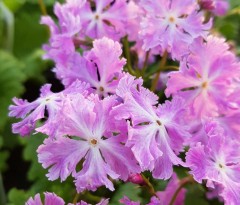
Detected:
left=8, top=0, right=240, bottom=204
left=26, top=192, right=109, bottom=205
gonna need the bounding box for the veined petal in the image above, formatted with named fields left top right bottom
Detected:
left=100, top=137, right=140, bottom=180
left=74, top=148, right=119, bottom=192
left=37, top=137, right=89, bottom=181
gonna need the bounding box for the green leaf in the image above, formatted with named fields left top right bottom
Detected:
left=1, top=119, right=21, bottom=149
left=21, top=49, right=49, bottom=82
left=230, top=0, right=240, bottom=9
left=3, top=0, right=26, bottom=13
left=110, top=183, right=142, bottom=205
left=21, top=132, right=46, bottom=180
left=0, top=136, right=3, bottom=148
left=215, top=16, right=239, bottom=40
left=0, top=150, right=9, bottom=171
left=185, top=184, right=209, bottom=205
left=25, top=0, right=64, bottom=6
left=13, top=11, right=48, bottom=58
left=0, top=50, right=25, bottom=130
left=7, top=188, right=32, bottom=205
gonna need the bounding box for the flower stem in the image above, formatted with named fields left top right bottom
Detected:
left=85, top=192, right=102, bottom=202
left=0, top=172, right=6, bottom=205
left=122, top=36, right=136, bottom=76
left=150, top=51, right=168, bottom=92
left=168, top=175, right=194, bottom=205
left=141, top=50, right=150, bottom=75
left=0, top=2, right=14, bottom=52
left=73, top=192, right=81, bottom=205
left=141, top=174, right=158, bottom=198
left=162, top=65, right=179, bottom=71
left=38, top=0, right=47, bottom=16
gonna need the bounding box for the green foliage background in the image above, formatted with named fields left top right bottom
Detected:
left=0, top=0, right=239, bottom=204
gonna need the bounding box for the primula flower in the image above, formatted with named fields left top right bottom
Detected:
left=125, top=0, right=144, bottom=42
left=119, top=196, right=161, bottom=205
left=37, top=94, right=139, bottom=192
left=9, top=80, right=89, bottom=137
left=139, top=0, right=211, bottom=59
left=156, top=173, right=186, bottom=205
left=166, top=36, right=239, bottom=118
left=25, top=192, right=109, bottom=205
left=199, top=0, right=229, bottom=16
left=54, top=37, right=126, bottom=97
left=206, top=184, right=224, bottom=203
left=25, top=192, right=64, bottom=205
left=186, top=134, right=240, bottom=204
left=9, top=84, right=62, bottom=137
left=119, top=174, right=187, bottom=205
left=75, top=199, right=109, bottom=205
left=78, top=0, right=128, bottom=41
left=119, top=197, right=140, bottom=205
left=127, top=173, right=145, bottom=185
left=112, top=74, right=189, bottom=179
left=41, top=0, right=85, bottom=62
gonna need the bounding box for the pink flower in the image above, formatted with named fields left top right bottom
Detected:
left=54, top=37, right=126, bottom=97
left=37, top=94, right=139, bottom=192
left=119, top=196, right=161, bottom=205
left=78, top=0, right=128, bottom=41
left=41, top=0, right=85, bottom=62
left=9, top=81, right=89, bottom=137
left=166, top=36, right=239, bottom=119
left=119, top=197, right=140, bottom=205
left=186, top=134, right=240, bottom=204
left=76, top=199, right=109, bottom=205
left=25, top=192, right=109, bottom=205
left=9, top=84, right=62, bottom=137
left=112, top=74, right=189, bottom=179
left=127, top=173, right=145, bottom=185
left=156, top=173, right=186, bottom=205
left=125, top=1, right=144, bottom=42
left=139, top=0, right=211, bottom=59
left=25, top=192, right=64, bottom=205
left=200, top=0, right=229, bottom=16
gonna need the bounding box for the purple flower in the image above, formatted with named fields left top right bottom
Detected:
left=200, top=0, right=229, bottom=16
left=9, top=81, right=89, bottom=137
left=119, top=196, right=161, bottom=205
left=156, top=173, right=186, bottom=205
left=25, top=192, right=64, bottom=205
left=78, top=0, right=128, bottom=41
left=206, top=184, right=224, bottom=203
left=112, top=74, right=189, bottom=179
left=25, top=192, right=109, bottom=205
left=166, top=36, right=239, bottom=119
left=76, top=199, right=109, bottom=205
left=9, top=84, right=62, bottom=137
left=127, top=173, right=145, bottom=185
left=54, top=37, right=126, bottom=97
left=119, top=196, right=140, bottom=205
left=125, top=1, right=144, bottom=42
left=41, top=0, right=85, bottom=62
left=186, top=134, right=240, bottom=204
left=37, top=94, right=139, bottom=192
left=139, top=0, right=212, bottom=59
